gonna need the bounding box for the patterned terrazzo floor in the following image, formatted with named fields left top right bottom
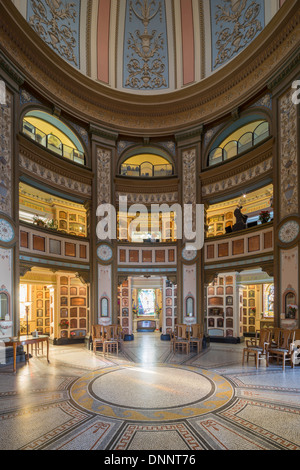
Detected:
left=0, top=332, right=299, bottom=451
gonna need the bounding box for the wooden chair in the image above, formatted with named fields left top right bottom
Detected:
left=189, top=324, right=203, bottom=354
left=242, top=329, right=271, bottom=368
left=92, top=325, right=104, bottom=353
left=270, top=327, right=282, bottom=348
left=116, top=325, right=124, bottom=349
left=267, top=329, right=296, bottom=371
left=103, top=325, right=119, bottom=355
left=172, top=324, right=190, bottom=354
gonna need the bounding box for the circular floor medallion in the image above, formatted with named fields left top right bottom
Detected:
left=71, top=365, right=233, bottom=422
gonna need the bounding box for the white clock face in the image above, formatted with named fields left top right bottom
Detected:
left=0, top=219, right=14, bottom=243
left=279, top=221, right=299, bottom=244
left=97, top=244, right=113, bottom=261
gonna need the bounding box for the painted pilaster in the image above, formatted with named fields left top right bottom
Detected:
left=175, top=126, right=203, bottom=327
left=91, top=126, right=118, bottom=327
left=273, top=78, right=300, bottom=329
left=0, top=59, right=24, bottom=337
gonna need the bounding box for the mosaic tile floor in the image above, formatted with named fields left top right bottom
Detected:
left=0, top=332, right=299, bottom=450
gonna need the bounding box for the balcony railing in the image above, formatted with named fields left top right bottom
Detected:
left=120, top=162, right=173, bottom=178
left=208, top=122, right=270, bottom=167
left=22, top=119, right=85, bottom=166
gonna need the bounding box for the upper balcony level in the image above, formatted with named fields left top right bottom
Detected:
left=207, top=121, right=270, bottom=167
left=118, top=149, right=176, bottom=180
left=21, top=110, right=86, bottom=166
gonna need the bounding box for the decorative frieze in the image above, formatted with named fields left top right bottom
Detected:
left=279, top=88, right=298, bottom=219
left=97, top=148, right=111, bottom=206
left=0, top=89, right=12, bottom=217
left=182, top=149, right=196, bottom=205
left=19, top=153, right=92, bottom=197
left=27, top=0, right=80, bottom=68
left=116, top=191, right=178, bottom=205
left=202, top=156, right=273, bottom=197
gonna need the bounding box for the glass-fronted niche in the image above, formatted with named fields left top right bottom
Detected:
left=208, top=119, right=270, bottom=167
left=19, top=182, right=87, bottom=237
left=117, top=210, right=177, bottom=242
left=206, top=271, right=274, bottom=338
left=20, top=268, right=88, bottom=340
left=22, top=110, right=86, bottom=166
left=206, top=184, right=273, bottom=237
left=119, top=154, right=173, bottom=178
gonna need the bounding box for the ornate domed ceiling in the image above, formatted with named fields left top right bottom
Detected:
left=11, top=0, right=283, bottom=95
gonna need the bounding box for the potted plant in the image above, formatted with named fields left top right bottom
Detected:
left=287, top=304, right=298, bottom=319
left=155, top=304, right=161, bottom=317
left=46, top=219, right=58, bottom=230
left=33, top=215, right=46, bottom=227
left=132, top=304, right=138, bottom=318
left=259, top=210, right=271, bottom=224
left=58, top=319, right=69, bottom=328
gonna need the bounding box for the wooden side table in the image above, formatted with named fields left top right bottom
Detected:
left=4, top=335, right=50, bottom=373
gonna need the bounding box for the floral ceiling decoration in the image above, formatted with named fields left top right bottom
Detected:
left=27, top=0, right=80, bottom=68
left=123, top=0, right=169, bottom=90
left=211, top=0, right=264, bottom=70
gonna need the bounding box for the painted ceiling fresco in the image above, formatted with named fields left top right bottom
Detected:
left=11, top=0, right=280, bottom=94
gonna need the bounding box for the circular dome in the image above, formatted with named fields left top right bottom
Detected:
left=14, top=0, right=280, bottom=95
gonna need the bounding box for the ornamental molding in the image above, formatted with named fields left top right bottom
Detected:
left=200, top=139, right=273, bottom=187
left=97, top=244, right=113, bottom=262
left=115, top=179, right=179, bottom=195
left=0, top=1, right=299, bottom=133
left=19, top=152, right=92, bottom=198
left=0, top=218, right=15, bottom=243
left=19, top=138, right=93, bottom=187
left=0, top=51, right=24, bottom=87
left=278, top=220, right=300, bottom=245
left=116, top=191, right=178, bottom=205
left=201, top=155, right=273, bottom=199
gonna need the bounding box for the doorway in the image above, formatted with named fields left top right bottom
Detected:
left=19, top=267, right=90, bottom=344
left=118, top=275, right=177, bottom=338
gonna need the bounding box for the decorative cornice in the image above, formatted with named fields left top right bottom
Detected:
left=0, top=50, right=24, bottom=87
left=267, top=38, right=300, bottom=91
left=89, top=125, right=119, bottom=142
left=175, top=125, right=204, bottom=143
left=0, top=1, right=299, bottom=134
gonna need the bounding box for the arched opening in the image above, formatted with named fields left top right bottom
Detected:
left=119, top=153, right=174, bottom=178
left=22, top=110, right=86, bottom=165
left=207, top=119, right=270, bottom=167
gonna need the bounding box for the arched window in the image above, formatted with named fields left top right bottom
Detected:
left=208, top=119, right=270, bottom=167
left=185, top=296, right=194, bottom=316
left=22, top=110, right=86, bottom=165
left=101, top=297, right=109, bottom=317
left=120, top=153, right=174, bottom=178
